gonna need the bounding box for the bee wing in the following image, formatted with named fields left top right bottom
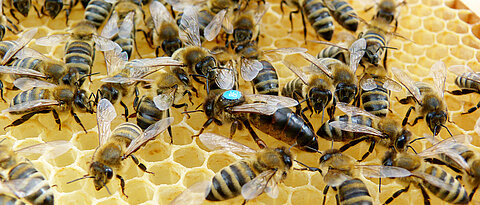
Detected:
left=204, top=9, right=227, bottom=41
left=240, top=58, right=263, bottom=81
left=418, top=134, right=471, bottom=172
left=199, top=133, right=256, bottom=156
left=124, top=117, right=174, bottom=157
left=101, top=11, right=119, bottom=39
left=13, top=78, right=57, bottom=91
left=300, top=52, right=333, bottom=78
left=1, top=178, right=46, bottom=198
left=230, top=103, right=278, bottom=115
left=263, top=47, right=308, bottom=61
left=2, top=28, right=38, bottom=65
left=150, top=1, right=175, bottom=29
left=383, top=78, right=403, bottom=92
left=118, top=12, right=134, bottom=39
left=413, top=171, right=461, bottom=192
left=282, top=60, right=309, bottom=85
left=104, top=49, right=127, bottom=75
left=168, top=180, right=211, bottom=205
left=448, top=65, right=480, bottom=84
left=309, top=40, right=348, bottom=49
left=165, top=0, right=205, bottom=12
left=246, top=94, right=298, bottom=108
left=0, top=66, right=47, bottom=78
left=357, top=165, right=413, bottom=178
left=253, top=2, right=270, bottom=25
left=329, top=121, right=384, bottom=137
left=2, top=99, right=60, bottom=114
left=430, top=61, right=447, bottom=98
left=35, top=33, right=70, bottom=46
left=360, top=76, right=377, bottom=91
left=101, top=76, right=154, bottom=84
left=265, top=174, right=280, bottom=199
left=127, top=57, right=184, bottom=68
left=324, top=170, right=350, bottom=187
left=96, top=99, right=117, bottom=146
left=241, top=169, right=277, bottom=200
left=215, top=68, right=235, bottom=90
left=15, top=140, right=73, bottom=160
left=349, top=38, right=366, bottom=73
left=153, top=89, right=175, bottom=110
left=14, top=47, right=52, bottom=62
left=93, top=35, right=119, bottom=52
left=391, top=67, right=422, bottom=104
left=336, top=102, right=379, bottom=120
left=179, top=6, right=201, bottom=47
left=222, top=14, right=233, bottom=35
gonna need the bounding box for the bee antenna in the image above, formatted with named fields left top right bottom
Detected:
left=406, top=145, right=418, bottom=154
left=305, top=146, right=322, bottom=154
left=67, top=175, right=95, bottom=184
left=288, top=143, right=296, bottom=152
left=103, top=182, right=112, bottom=195
left=0, top=138, right=6, bottom=144
left=441, top=124, right=454, bottom=137
left=195, top=103, right=203, bottom=110
left=182, top=110, right=204, bottom=114
left=294, top=159, right=323, bottom=175
left=408, top=137, right=425, bottom=145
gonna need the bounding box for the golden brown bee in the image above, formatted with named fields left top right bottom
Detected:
left=392, top=62, right=450, bottom=136
left=84, top=0, right=114, bottom=29
left=3, top=0, right=33, bottom=22
left=170, top=133, right=293, bottom=204
left=447, top=65, right=480, bottom=114
left=365, top=0, right=406, bottom=31
left=68, top=99, right=173, bottom=196
left=323, top=0, right=358, bottom=32
left=227, top=2, right=269, bottom=46
left=0, top=140, right=72, bottom=205
left=0, top=2, right=18, bottom=41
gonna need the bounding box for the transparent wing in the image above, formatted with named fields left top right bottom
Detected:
left=2, top=99, right=60, bottom=114
left=329, top=121, right=384, bottom=137
left=360, top=76, right=377, bottom=91
left=124, top=117, right=174, bottom=157
left=14, top=47, right=52, bottom=62
left=308, top=40, right=348, bottom=50
left=165, top=0, right=205, bottom=12
left=101, top=76, right=154, bottom=84
left=240, top=59, right=263, bottom=81
left=153, top=87, right=175, bottom=110
left=391, top=67, right=422, bottom=104
left=204, top=9, right=227, bottom=41
left=127, top=57, right=184, bottom=68
left=418, top=134, right=471, bottom=172
left=323, top=170, right=350, bottom=187
left=215, top=68, right=235, bottom=90
left=413, top=172, right=461, bottom=192
left=336, top=102, right=379, bottom=120
left=199, top=133, right=256, bottom=156
left=101, top=11, right=119, bottom=39
left=96, top=99, right=116, bottom=146
left=93, top=35, right=119, bottom=51
left=448, top=65, right=480, bottom=84
left=241, top=170, right=277, bottom=200
left=119, top=12, right=134, bottom=39
left=222, top=12, right=233, bottom=34
left=263, top=47, right=308, bottom=56
left=282, top=60, right=309, bottom=85
left=0, top=66, right=47, bottom=78
left=13, top=78, right=57, bottom=91
left=430, top=61, right=447, bottom=98
left=265, top=175, right=279, bottom=199
left=179, top=6, right=201, bottom=47
left=2, top=178, right=46, bottom=198
left=15, top=140, right=73, bottom=160
left=358, top=165, right=412, bottom=178
left=104, top=49, right=128, bottom=75
left=35, top=33, right=70, bottom=46
left=246, top=94, right=298, bottom=108
left=254, top=2, right=270, bottom=25
left=2, top=28, right=38, bottom=65
left=168, top=180, right=211, bottom=205
left=349, top=38, right=366, bottom=73
left=300, top=52, right=333, bottom=78
left=383, top=78, right=403, bottom=92
left=230, top=103, right=278, bottom=115
left=150, top=1, right=174, bottom=30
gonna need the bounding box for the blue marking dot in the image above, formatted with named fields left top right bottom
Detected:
left=223, top=90, right=242, bottom=100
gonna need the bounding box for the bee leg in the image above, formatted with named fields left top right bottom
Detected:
left=383, top=184, right=410, bottom=205
left=300, top=107, right=314, bottom=130
left=230, top=121, right=240, bottom=138
left=288, top=9, right=300, bottom=33
left=71, top=110, right=87, bottom=133
left=155, top=46, right=162, bottom=57
left=418, top=184, right=431, bottom=205
left=193, top=118, right=215, bottom=137
left=358, top=140, right=376, bottom=162
left=333, top=187, right=340, bottom=205
left=52, top=109, right=61, bottom=130
left=396, top=96, right=413, bottom=104
left=120, top=101, right=129, bottom=122
left=461, top=100, right=480, bottom=115
left=183, top=90, right=194, bottom=106
left=280, top=0, right=287, bottom=16
left=424, top=158, right=462, bottom=173
left=116, top=175, right=128, bottom=198
left=5, top=17, right=19, bottom=33
left=408, top=116, right=423, bottom=127
left=339, top=137, right=368, bottom=153
left=33, top=6, right=41, bottom=18
left=173, top=103, right=190, bottom=119
left=242, top=120, right=266, bottom=149
left=130, top=154, right=154, bottom=174
left=469, top=185, right=478, bottom=201
left=4, top=110, right=50, bottom=130
left=322, top=185, right=330, bottom=205
left=402, top=106, right=415, bottom=126
left=0, top=80, right=6, bottom=102
left=166, top=109, right=174, bottom=143
left=447, top=89, right=476, bottom=95
left=9, top=10, right=19, bottom=24
left=383, top=46, right=388, bottom=70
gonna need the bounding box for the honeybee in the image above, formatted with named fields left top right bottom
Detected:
left=3, top=0, right=33, bottom=22
left=252, top=60, right=279, bottom=96
left=365, top=0, right=406, bottom=31
left=0, top=0, right=18, bottom=40
left=0, top=140, right=73, bottom=205
left=382, top=150, right=469, bottom=204
left=392, top=62, right=449, bottom=136
left=358, top=18, right=389, bottom=68
left=227, top=2, right=269, bottom=46
left=323, top=0, right=358, bottom=32
left=36, top=20, right=118, bottom=87
left=68, top=99, right=173, bottom=196
left=170, top=133, right=293, bottom=204
left=313, top=32, right=357, bottom=64
left=84, top=0, right=115, bottom=29
left=2, top=77, right=95, bottom=133
left=317, top=102, right=413, bottom=162
left=40, top=0, right=72, bottom=22
left=447, top=65, right=480, bottom=114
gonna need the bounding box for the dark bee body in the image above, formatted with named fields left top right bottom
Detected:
left=110, top=0, right=143, bottom=59
left=10, top=57, right=67, bottom=84
left=172, top=46, right=216, bottom=85
left=327, top=0, right=358, bottom=32
left=359, top=19, right=388, bottom=66
left=133, top=95, right=166, bottom=130
left=145, top=18, right=182, bottom=57
left=10, top=87, right=51, bottom=114
left=4, top=0, right=31, bottom=20
left=252, top=60, right=279, bottom=96
left=318, top=115, right=373, bottom=142
left=0, top=194, right=23, bottom=205
left=317, top=45, right=348, bottom=64
left=84, top=0, right=114, bottom=29
left=449, top=72, right=480, bottom=114
left=359, top=66, right=392, bottom=117
left=206, top=147, right=293, bottom=201
left=318, top=58, right=358, bottom=104
left=337, top=178, right=373, bottom=205
left=302, top=0, right=334, bottom=41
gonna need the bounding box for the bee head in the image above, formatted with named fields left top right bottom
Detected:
left=74, top=89, right=94, bottom=113
left=195, top=56, right=216, bottom=78
left=426, top=110, right=447, bottom=136
left=364, top=48, right=380, bottom=66
left=13, top=0, right=30, bottom=17
left=44, top=0, right=63, bottom=19
left=89, top=161, right=114, bottom=191
left=162, top=39, right=183, bottom=57
left=308, top=87, right=332, bottom=114
left=394, top=129, right=411, bottom=152
left=335, top=82, right=357, bottom=104
left=274, top=147, right=293, bottom=169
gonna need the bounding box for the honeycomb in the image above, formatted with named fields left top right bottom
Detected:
left=2, top=0, right=480, bottom=204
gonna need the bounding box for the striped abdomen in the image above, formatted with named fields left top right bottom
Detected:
left=84, top=0, right=113, bottom=29
left=252, top=61, right=279, bottom=95
left=176, top=9, right=214, bottom=38
left=8, top=162, right=53, bottom=205
left=302, top=0, right=334, bottom=41
left=282, top=77, right=304, bottom=98
left=338, top=178, right=373, bottom=205
left=317, top=115, right=374, bottom=142
left=317, top=45, right=349, bottom=64
left=0, top=41, right=15, bottom=59
left=0, top=194, right=24, bottom=205
left=249, top=108, right=318, bottom=152
left=423, top=165, right=469, bottom=204
left=362, top=29, right=386, bottom=65
left=206, top=160, right=260, bottom=201
left=11, top=57, right=45, bottom=72
left=360, top=78, right=389, bottom=117
left=64, top=40, right=95, bottom=76
left=331, top=0, right=358, bottom=32
left=111, top=18, right=135, bottom=59
left=11, top=88, right=51, bottom=113
left=111, top=122, right=142, bottom=145
left=134, top=96, right=166, bottom=130
left=455, top=72, right=480, bottom=91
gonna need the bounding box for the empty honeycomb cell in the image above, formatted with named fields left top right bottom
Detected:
left=173, top=146, right=205, bottom=168
left=9, top=120, right=43, bottom=140
left=124, top=178, right=154, bottom=204
left=73, top=132, right=99, bottom=150
left=49, top=147, right=77, bottom=167
left=423, top=16, right=446, bottom=32
left=447, top=19, right=470, bottom=33
left=290, top=186, right=323, bottom=205
left=444, top=0, right=468, bottom=10
left=53, top=167, right=87, bottom=193
left=147, top=162, right=182, bottom=185
left=458, top=9, right=480, bottom=25
left=137, top=140, right=171, bottom=163
left=309, top=172, right=324, bottom=190
left=415, top=56, right=437, bottom=71
left=410, top=4, right=433, bottom=17
left=444, top=57, right=468, bottom=67
left=450, top=45, right=475, bottom=60
left=170, top=126, right=194, bottom=145
left=401, top=42, right=425, bottom=56
left=182, top=168, right=213, bottom=187
left=434, top=6, right=457, bottom=20
left=462, top=35, right=480, bottom=50
left=413, top=30, right=435, bottom=45
left=75, top=150, right=94, bottom=170
left=422, top=0, right=442, bottom=6
left=206, top=152, right=237, bottom=172
left=436, top=31, right=459, bottom=45
left=56, top=191, right=93, bottom=205
left=284, top=170, right=309, bottom=187
left=399, top=15, right=423, bottom=30
left=392, top=51, right=416, bottom=64
left=96, top=197, right=129, bottom=205
left=274, top=37, right=300, bottom=48
left=426, top=44, right=449, bottom=60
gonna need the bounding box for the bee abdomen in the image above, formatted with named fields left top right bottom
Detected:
left=0, top=194, right=24, bottom=205
left=331, top=0, right=358, bottom=32
left=302, top=0, right=334, bottom=41
left=361, top=86, right=389, bottom=117
left=338, top=178, right=373, bottom=205
left=455, top=72, right=480, bottom=91
left=8, top=162, right=53, bottom=205
left=11, top=57, right=44, bottom=72
left=0, top=41, right=15, bottom=58
left=84, top=0, right=113, bottom=28
left=317, top=115, right=373, bottom=141
left=282, top=78, right=304, bottom=98
left=135, top=97, right=165, bottom=130
left=206, top=161, right=257, bottom=201
left=65, top=41, right=94, bottom=75
left=111, top=122, right=143, bottom=144
left=12, top=88, right=49, bottom=106
left=252, top=61, right=279, bottom=96
left=317, top=46, right=348, bottom=64
left=424, top=166, right=469, bottom=204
